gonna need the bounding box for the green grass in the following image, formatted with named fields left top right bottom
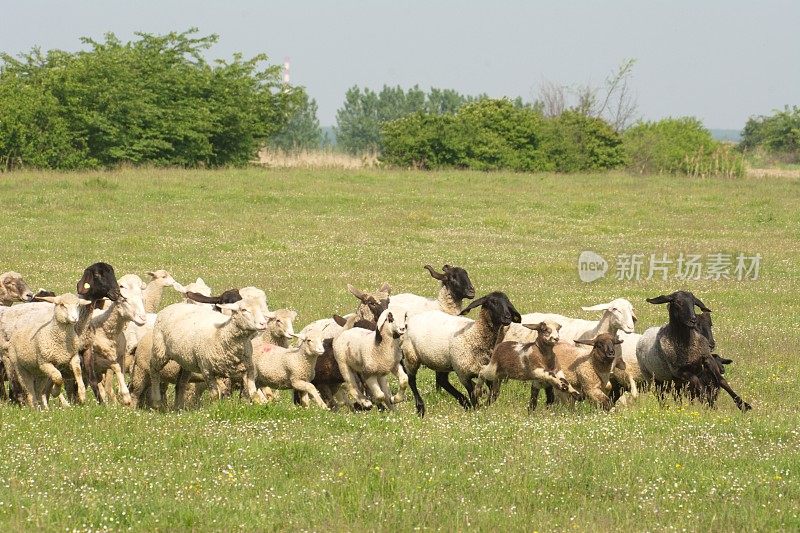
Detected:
left=1, top=167, right=799, bottom=531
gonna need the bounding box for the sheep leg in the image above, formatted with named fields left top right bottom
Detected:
left=38, top=362, right=64, bottom=399
left=101, top=369, right=118, bottom=404
left=435, top=371, right=470, bottom=409
left=628, top=375, right=639, bottom=398
left=128, top=362, right=148, bottom=408
left=243, top=364, right=265, bottom=405
left=586, top=387, right=612, bottom=410
left=341, top=365, right=372, bottom=408
left=174, top=369, right=192, bottom=409
left=529, top=383, right=541, bottom=412
left=406, top=369, right=426, bottom=417
left=0, top=362, right=7, bottom=401
left=291, top=379, right=329, bottom=409
left=378, top=375, right=395, bottom=410
left=476, top=362, right=496, bottom=403
left=364, top=375, right=391, bottom=410
left=260, top=386, right=276, bottom=401
left=69, top=355, right=87, bottom=404
left=80, top=347, right=103, bottom=404
left=35, top=378, right=51, bottom=410
left=390, top=362, right=408, bottom=404
left=16, top=367, right=37, bottom=408
left=109, top=362, right=131, bottom=406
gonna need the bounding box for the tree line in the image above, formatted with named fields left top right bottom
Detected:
left=0, top=30, right=794, bottom=175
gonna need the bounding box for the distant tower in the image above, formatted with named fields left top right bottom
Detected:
left=282, top=57, right=291, bottom=85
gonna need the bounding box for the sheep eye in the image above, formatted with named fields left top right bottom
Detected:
left=276, top=320, right=282, bottom=325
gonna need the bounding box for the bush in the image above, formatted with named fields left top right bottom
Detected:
left=623, top=117, right=744, bottom=177
left=0, top=30, right=300, bottom=170
left=381, top=99, right=625, bottom=172
left=740, top=106, right=800, bottom=164
left=542, top=111, right=626, bottom=172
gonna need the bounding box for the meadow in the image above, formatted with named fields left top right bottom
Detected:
left=0, top=167, right=799, bottom=531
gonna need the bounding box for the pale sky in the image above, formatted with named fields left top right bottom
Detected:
left=2, top=0, right=798, bottom=129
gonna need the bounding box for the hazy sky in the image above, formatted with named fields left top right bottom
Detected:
left=2, top=1, right=798, bottom=129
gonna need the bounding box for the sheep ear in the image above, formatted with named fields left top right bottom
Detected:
left=692, top=295, right=712, bottom=313
left=522, top=323, right=539, bottom=330
left=290, top=310, right=298, bottom=321
left=265, top=310, right=276, bottom=319
left=376, top=311, right=389, bottom=331
left=347, top=284, right=367, bottom=301
left=614, top=339, right=624, bottom=345
left=38, top=296, right=58, bottom=304
left=378, top=282, right=391, bottom=294
left=218, top=302, right=240, bottom=311
left=332, top=315, right=348, bottom=327
left=146, top=271, right=156, bottom=279
left=77, top=298, right=92, bottom=306
left=581, top=302, right=611, bottom=312
left=646, top=294, right=674, bottom=305
left=186, top=292, right=222, bottom=304
left=574, top=339, right=594, bottom=346
left=460, top=295, right=488, bottom=315
left=423, top=265, right=446, bottom=281
left=172, top=282, right=187, bottom=294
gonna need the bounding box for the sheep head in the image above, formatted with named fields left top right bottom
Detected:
left=460, top=291, right=521, bottom=329
left=347, top=283, right=391, bottom=321
left=76, top=262, right=121, bottom=302
left=523, top=320, right=561, bottom=345
left=424, top=264, right=475, bottom=301
left=646, top=291, right=711, bottom=329
left=582, top=297, right=637, bottom=334
left=0, top=272, right=35, bottom=304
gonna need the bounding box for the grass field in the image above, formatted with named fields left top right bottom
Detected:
left=1, top=168, right=799, bottom=531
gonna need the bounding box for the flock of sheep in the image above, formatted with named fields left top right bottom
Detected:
left=0, top=262, right=751, bottom=414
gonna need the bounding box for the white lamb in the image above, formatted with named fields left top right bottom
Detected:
left=250, top=329, right=328, bottom=409
left=149, top=288, right=271, bottom=409
left=6, top=293, right=91, bottom=408
left=333, top=310, right=408, bottom=410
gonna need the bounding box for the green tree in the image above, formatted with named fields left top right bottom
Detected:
left=740, top=106, right=800, bottom=163
left=268, top=90, right=323, bottom=151
left=0, top=29, right=298, bottom=169
left=334, top=85, right=475, bottom=154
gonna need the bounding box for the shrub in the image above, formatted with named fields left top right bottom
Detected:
left=542, top=111, right=626, bottom=172
left=0, top=30, right=300, bottom=170
left=740, top=106, right=800, bottom=164
left=623, top=117, right=744, bottom=177
left=381, top=99, right=625, bottom=172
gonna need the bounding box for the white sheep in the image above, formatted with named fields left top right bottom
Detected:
left=333, top=310, right=408, bottom=410
left=506, top=298, right=637, bottom=343
left=402, top=292, right=522, bottom=416
left=88, top=274, right=147, bottom=405
left=250, top=328, right=328, bottom=409
left=142, top=269, right=177, bottom=313
left=6, top=293, right=91, bottom=408
left=172, top=278, right=213, bottom=306
left=149, top=288, right=271, bottom=409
